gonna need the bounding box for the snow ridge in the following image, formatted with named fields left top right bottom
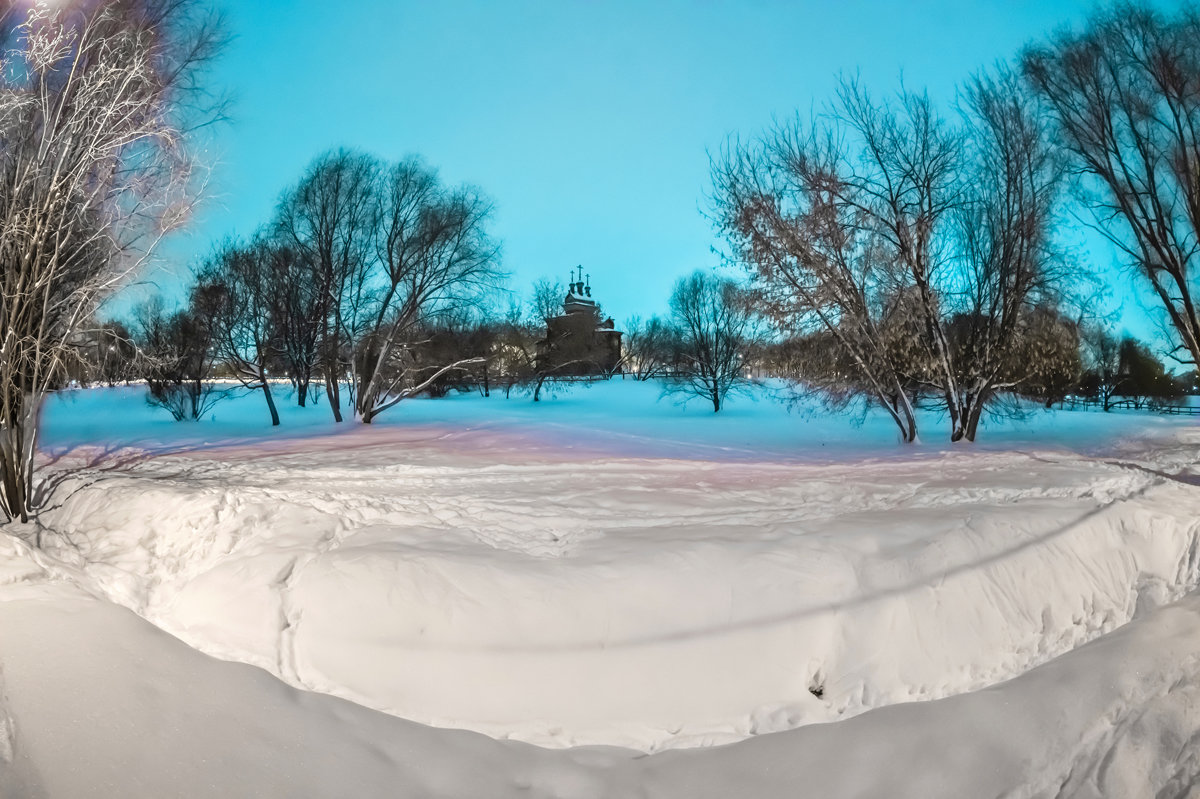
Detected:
left=27, top=428, right=1200, bottom=751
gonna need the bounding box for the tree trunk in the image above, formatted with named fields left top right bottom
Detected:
left=262, top=381, right=280, bottom=427
left=188, top=378, right=203, bottom=420
left=946, top=389, right=965, bottom=442
left=963, top=398, right=985, bottom=442
left=325, top=368, right=343, bottom=423
left=0, top=441, right=28, bottom=524
left=0, top=395, right=34, bottom=523
left=897, top=390, right=918, bottom=443
left=354, top=341, right=385, bottom=421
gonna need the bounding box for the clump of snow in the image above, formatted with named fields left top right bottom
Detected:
left=27, top=382, right=1200, bottom=753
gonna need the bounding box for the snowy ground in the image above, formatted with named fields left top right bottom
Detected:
left=3, top=381, right=1200, bottom=796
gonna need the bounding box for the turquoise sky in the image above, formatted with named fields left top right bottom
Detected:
left=129, top=0, right=1169, bottom=342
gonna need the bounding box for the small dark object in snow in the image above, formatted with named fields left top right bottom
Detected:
left=809, top=684, right=824, bottom=699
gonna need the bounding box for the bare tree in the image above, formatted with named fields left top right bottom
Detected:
left=716, top=72, right=1061, bottom=441
left=0, top=0, right=224, bottom=522
left=490, top=285, right=585, bottom=402
left=493, top=299, right=542, bottom=398
left=1011, top=306, right=1082, bottom=408
left=621, top=315, right=680, bottom=381
left=198, top=236, right=283, bottom=425
left=135, top=290, right=225, bottom=422
left=531, top=278, right=565, bottom=325
left=405, top=309, right=498, bottom=398
left=1024, top=3, right=1200, bottom=370
left=667, top=270, right=756, bottom=412
left=354, top=158, right=501, bottom=422
left=712, top=83, right=948, bottom=440
left=79, top=319, right=138, bottom=386
left=1079, top=324, right=1124, bottom=410
left=945, top=70, right=1065, bottom=439
left=268, top=242, right=322, bottom=406
left=275, top=149, right=379, bottom=422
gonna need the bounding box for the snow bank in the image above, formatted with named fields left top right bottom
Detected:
left=3, top=537, right=1200, bottom=798
left=30, top=383, right=1200, bottom=751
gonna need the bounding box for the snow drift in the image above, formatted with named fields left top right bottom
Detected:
left=4, top=522, right=1200, bottom=798
left=28, top=383, right=1200, bottom=752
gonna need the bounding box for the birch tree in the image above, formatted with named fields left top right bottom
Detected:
left=0, top=0, right=222, bottom=522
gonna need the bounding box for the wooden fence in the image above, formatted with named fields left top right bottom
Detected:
left=1062, top=398, right=1200, bottom=416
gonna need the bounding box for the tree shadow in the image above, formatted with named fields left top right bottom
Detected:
left=28, top=440, right=225, bottom=535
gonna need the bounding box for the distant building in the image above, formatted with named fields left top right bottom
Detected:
left=537, top=267, right=623, bottom=376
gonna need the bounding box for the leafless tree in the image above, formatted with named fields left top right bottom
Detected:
left=1024, top=3, right=1200, bottom=370
left=275, top=149, right=379, bottom=422
left=494, top=284, right=597, bottom=402
left=621, top=315, right=680, bottom=380
left=531, top=278, right=565, bottom=325
left=667, top=270, right=756, bottom=412
left=492, top=299, right=542, bottom=398
left=0, top=0, right=224, bottom=522
left=197, top=236, right=283, bottom=425
left=1079, top=324, right=1125, bottom=410
left=267, top=242, right=322, bottom=406
left=76, top=319, right=138, bottom=386
left=712, top=83, right=949, bottom=440
left=716, top=73, right=1062, bottom=441
left=135, top=290, right=225, bottom=422
left=1010, top=305, right=1082, bottom=408
left=355, top=158, right=501, bottom=422
left=945, top=69, right=1065, bottom=439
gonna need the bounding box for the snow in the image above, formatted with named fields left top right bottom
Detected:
left=4, top=380, right=1200, bottom=795
left=4, top=540, right=1200, bottom=797
left=40, top=378, right=1195, bottom=461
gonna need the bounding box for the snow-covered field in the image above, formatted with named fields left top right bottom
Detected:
left=3, top=381, right=1200, bottom=797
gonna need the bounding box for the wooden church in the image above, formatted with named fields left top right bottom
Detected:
left=537, top=267, right=623, bottom=376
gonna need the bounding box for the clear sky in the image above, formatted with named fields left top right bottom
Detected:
left=130, top=0, right=1170, bottom=340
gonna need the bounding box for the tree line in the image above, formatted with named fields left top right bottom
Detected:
left=118, top=150, right=503, bottom=427
left=83, top=243, right=758, bottom=420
